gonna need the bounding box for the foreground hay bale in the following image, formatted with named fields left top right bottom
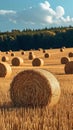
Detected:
left=10, top=69, right=61, bottom=107
left=32, top=58, right=44, bottom=66
left=44, top=53, right=50, bottom=58
left=68, top=52, right=73, bottom=57
left=1, top=56, right=9, bottom=62
left=61, top=57, right=70, bottom=64
left=0, top=62, right=12, bottom=78
left=12, top=57, right=24, bottom=66
left=64, top=61, right=73, bottom=74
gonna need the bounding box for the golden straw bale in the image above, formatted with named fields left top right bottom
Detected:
left=44, top=53, right=50, bottom=58
left=32, top=58, right=44, bottom=66
left=61, top=57, right=70, bottom=64
left=64, top=61, right=73, bottom=74
left=10, top=69, right=61, bottom=107
left=1, top=56, right=9, bottom=62
left=6, top=51, right=9, bottom=54
left=21, top=51, right=25, bottom=55
left=28, top=53, right=35, bottom=60
left=0, top=62, right=12, bottom=78
left=29, top=51, right=34, bottom=55
left=60, top=48, right=64, bottom=52
left=11, top=53, right=15, bottom=56
left=43, top=49, right=45, bottom=53
left=12, top=57, right=24, bottom=66
left=68, top=52, right=73, bottom=57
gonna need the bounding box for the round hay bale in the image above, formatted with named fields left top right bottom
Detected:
left=0, top=62, right=12, bottom=78
left=12, top=57, right=24, bottom=66
left=1, top=56, right=9, bottom=62
left=64, top=61, right=73, bottom=74
left=6, top=51, right=9, bottom=54
left=10, top=69, right=61, bottom=107
left=60, top=48, right=64, bottom=52
left=21, top=51, right=25, bottom=55
left=44, top=53, right=50, bottom=58
left=28, top=54, right=35, bottom=60
left=32, top=58, right=44, bottom=66
left=68, top=52, right=73, bottom=57
left=43, top=49, right=46, bottom=53
left=29, top=51, right=34, bottom=55
left=61, top=57, right=70, bottom=64
left=11, top=53, right=15, bottom=57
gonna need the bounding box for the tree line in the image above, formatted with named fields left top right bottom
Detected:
left=0, top=26, right=73, bottom=51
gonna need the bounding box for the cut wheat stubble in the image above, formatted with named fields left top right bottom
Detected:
left=10, top=69, right=61, bottom=107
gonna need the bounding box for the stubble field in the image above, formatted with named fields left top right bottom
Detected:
left=0, top=47, right=73, bottom=130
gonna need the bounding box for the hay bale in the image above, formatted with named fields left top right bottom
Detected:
left=10, top=69, right=61, bottom=107
left=28, top=53, right=35, bottom=60
left=12, top=57, right=24, bottom=66
left=64, top=61, right=73, bottom=74
left=68, top=52, right=73, bottom=57
left=61, top=57, right=70, bottom=64
left=32, top=58, right=44, bottom=66
left=11, top=53, right=15, bottom=56
left=0, top=62, right=12, bottom=78
left=6, top=51, right=9, bottom=54
left=44, top=53, right=50, bottom=58
left=60, top=48, right=64, bottom=52
left=21, top=51, right=25, bottom=55
left=43, top=49, right=46, bottom=53
left=1, top=56, right=9, bottom=62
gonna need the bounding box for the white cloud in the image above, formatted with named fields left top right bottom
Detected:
left=56, top=6, right=65, bottom=18
left=0, top=1, right=73, bottom=31
left=0, top=10, right=16, bottom=15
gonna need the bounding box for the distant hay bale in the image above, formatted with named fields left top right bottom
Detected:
left=32, top=58, right=44, bottom=66
left=21, top=51, right=25, bottom=55
left=29, top=51, right=34, bottom=55
left=38, top=48, right=43, bottom=51
left=60, top=48, right=64, bottom=52
left=28, top=53, right=35, bottom=60
left=68, top=52, right=73, bottom=57
left=12, top=57, right=24, bottom=66
left=61, top=57, right=70, bottom=64
left=6, top=51, right=9, bottom=54
left=0, top=62, right=12, bottom=78
left=44, top=53, right=50, bottom=58
left=11, top=53, right=15, bottom=57
left=10, top=69, right=61, bottom=107
left=1, top=56, right=9, bottom=62
left=64, top=61, right=73, bottom=74
left=43, top=49, right=46, bottom=53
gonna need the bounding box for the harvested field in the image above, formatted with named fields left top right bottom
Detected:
left=0, top=48, right=73, bottom=130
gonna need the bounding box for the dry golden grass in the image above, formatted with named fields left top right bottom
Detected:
left=0, top=47, right=73, bottom=130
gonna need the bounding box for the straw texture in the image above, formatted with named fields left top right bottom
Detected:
left=10, top=69, right=61, bottom=107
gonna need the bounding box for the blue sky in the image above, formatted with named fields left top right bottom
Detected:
left=0, top=0, right=73, bottom=32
